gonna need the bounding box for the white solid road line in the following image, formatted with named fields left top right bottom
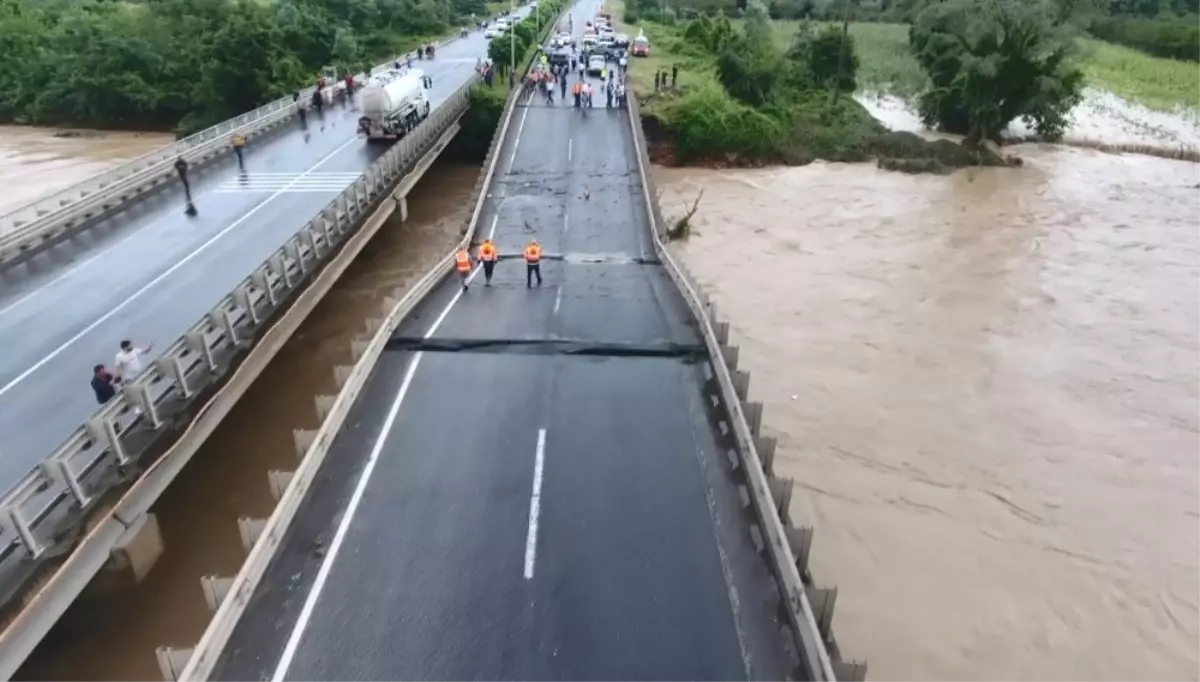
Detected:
left=508, top=101, right=530, bottom=170
left=0, top=143, right=362, bottom=319
left=552, top=285, right=562, bottom=315
left=567, top=138, right=573, bottom=162
left=523, top=428, right=548, bottom=580
left=0, top=135, right=361, bottom=399
left=271, top=213, right=501, bottom=682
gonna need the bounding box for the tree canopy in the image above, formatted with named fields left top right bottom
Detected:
left=909, top=0, right=1085, bottom=141
left=0, top=0, right=486, bottom=133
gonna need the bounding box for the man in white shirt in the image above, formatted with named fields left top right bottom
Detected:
left=115, top=339, right=152, bottom=382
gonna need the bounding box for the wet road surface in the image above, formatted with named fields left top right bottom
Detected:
left=211, top=35, right=799, bottom=681
left=0, top=28, right=510, bottom=488
left=17, top=161, right=481, bottom=682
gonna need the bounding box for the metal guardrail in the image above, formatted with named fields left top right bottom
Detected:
left=624, top=90, right=866, bottom=681
left=0, top=78, right=478, bottom=615
left=0, top=51, right=453, bottom=267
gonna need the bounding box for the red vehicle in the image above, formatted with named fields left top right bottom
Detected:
left=631, top=36, right=650, bottom=57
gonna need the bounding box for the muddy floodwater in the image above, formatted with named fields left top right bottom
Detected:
left=17, top=161, right=478, bottom=682
left=660, top=147, right=1200, bottom=680
left=0, top=125, right=174, bottom=214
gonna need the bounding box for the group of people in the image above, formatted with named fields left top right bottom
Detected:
left=526, top=55, right=627, bottom=110
left=454, top=239, right=545, bottom=291
left=91, top=340, right=154, bottom=407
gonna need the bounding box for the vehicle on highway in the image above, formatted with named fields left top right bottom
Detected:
left=357, top=69, right=432, bottom=141
left=485, top=26, right=500, bottom=38
left=548, top=47, right=571, bottom=69
left=631, top=34, right=650, bottom=57
left=614, top=32, right=630, bottom=47
left=586, top=54, right=606, bottom=76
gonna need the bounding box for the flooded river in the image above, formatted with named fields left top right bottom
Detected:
left=17, top=161, right=477, bottom=681
left=660, top=147, right=1200, bottom=680
left=0, top=126, right=173, bottom=214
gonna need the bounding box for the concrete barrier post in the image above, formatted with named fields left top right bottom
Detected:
left=200, top=575, right=234, bottom=612
left=755, top=435, right=777, bottom=475
left=732, top=370, right=750, bottom=401
left=333, top=365, right=354, bottom=388
left=156, top=647, right=194, bottom=682
left=785, top=525, right=814, bottom=575
left=267, top=470, right=295, bottom=502
left=156, top=355, right=193, bottom=399
left=0, top=503, right=44, bottom=558
left=185, top=330, right=216, bottom=373
left=233, top=284, right=259, bottom=326
left=805, top=585, right=839, bottom=639
left=292, top=429, right=318, bottom=457
left=86, top=416, right=129, bottom=466
left=237, top=517, right=267, bottom=552
left=313, top=394, right=337, bottom=421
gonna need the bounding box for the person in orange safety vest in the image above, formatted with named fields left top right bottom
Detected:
left=478, top=239, right=499, bottom=286
left=523, top=240, right=543, bottom=288
left=454, top=247, right=472, bottom=291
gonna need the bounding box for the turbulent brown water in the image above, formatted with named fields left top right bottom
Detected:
left=0, top=126, right=174, bottom=214
left=660, top=146, right=1200, bottom=680
left=17, top=161, right=477, bottom=682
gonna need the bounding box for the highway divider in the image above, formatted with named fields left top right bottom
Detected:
left=0, top=40, right=465, bottom=269
left=170, top=7, right=568, bottom=680
left=624, top=91, right=867, bottom=680
left=0, top=78, right=477, bottom=680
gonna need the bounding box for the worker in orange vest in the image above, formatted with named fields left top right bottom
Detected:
left=478, top=238, right=499, bottom=286
left=523, top=240, right=543, bottom=288
left=454, top=246, right=473, bottom=291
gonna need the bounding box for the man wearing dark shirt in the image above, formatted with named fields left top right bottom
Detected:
left=91, top=364, right=118, bottom=405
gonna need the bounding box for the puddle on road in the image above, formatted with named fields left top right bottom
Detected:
left=17, top=160, right=478, bottom=682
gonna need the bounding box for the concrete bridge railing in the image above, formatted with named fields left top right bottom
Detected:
left=0, top=76, right=476, bottom=680
left=0, top=46, right=461, bottom=268
left=624, top=90, right=867, bottom=681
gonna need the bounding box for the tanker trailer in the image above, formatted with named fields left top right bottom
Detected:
left=357, top=70, right=432, bottom=142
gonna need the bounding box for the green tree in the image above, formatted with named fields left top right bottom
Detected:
left=909, top=0, right=1084, bottom=141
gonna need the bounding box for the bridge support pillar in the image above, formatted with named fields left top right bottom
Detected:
left=89, top=513, right=164, bottom=596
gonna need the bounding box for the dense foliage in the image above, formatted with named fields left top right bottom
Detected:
left=909, top=0, right=1085, bottom=141
left=632, top=2, right=1001, bottom=170
left=0, top=0, right=491, bottom=133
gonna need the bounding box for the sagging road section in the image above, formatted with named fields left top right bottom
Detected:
left=210, top=87, right=800, bottom=680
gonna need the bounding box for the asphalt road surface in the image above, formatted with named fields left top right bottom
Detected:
left=211, top=23, right=801, bottom=681
left=0, top=22, right=525, bottom=488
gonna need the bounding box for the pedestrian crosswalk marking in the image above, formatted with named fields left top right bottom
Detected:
left=216, top=172, right=362, bottom=194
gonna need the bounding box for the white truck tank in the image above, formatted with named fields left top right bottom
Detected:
left=358, top=69, right=431, bottom=141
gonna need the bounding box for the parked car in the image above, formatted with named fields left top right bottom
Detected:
left=614, top=33, right=630, bottom=47
left=587, top=54, right=606, bottom=76
left=631, top=35, right=650, bottom=56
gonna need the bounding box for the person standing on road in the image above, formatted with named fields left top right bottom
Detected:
left=230, top=133, right=246, bottom=172
left=91, top=364, right=119, bottom=405
left=523, top=240, right=543, bottom=288
left=479, top=239, right=499, bottom=286
left=454, top=247, right=473, bottom=291
left=174, top=157, right=190, bottom=196
left=115, top=340, right=152, bottom=383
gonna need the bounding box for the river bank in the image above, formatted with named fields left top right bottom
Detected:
left=616, top=11, right=1199, bottom=168
left=658, top=145, right=1200, bottom=680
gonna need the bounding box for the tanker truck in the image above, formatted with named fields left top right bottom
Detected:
left=357, top=69, right=432, bottom=142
